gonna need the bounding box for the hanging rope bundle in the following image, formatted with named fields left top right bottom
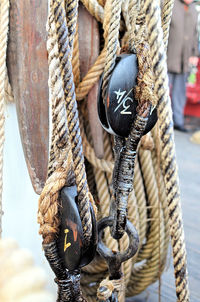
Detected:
left=37, top=0, right=190, bottom=301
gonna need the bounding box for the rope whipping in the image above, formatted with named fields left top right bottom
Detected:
left=37, top=0, right=189, bottom=301
left=0, top=0, right=10, bottom=238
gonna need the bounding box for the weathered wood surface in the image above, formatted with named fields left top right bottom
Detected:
left=7, top=1, right=49, bottom=194
left=78, top=4, right=104, bottom=159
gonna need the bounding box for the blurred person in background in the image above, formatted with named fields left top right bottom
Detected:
left=167, top=0, right=199, bottom=132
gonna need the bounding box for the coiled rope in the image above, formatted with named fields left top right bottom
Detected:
left=37, top=0, right=189, bottom=301
left=0, top=0, right=10, bottom=238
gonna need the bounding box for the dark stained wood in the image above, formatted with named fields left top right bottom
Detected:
left=7, top=0, right=49, bottom=194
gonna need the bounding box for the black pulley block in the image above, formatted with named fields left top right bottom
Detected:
left=57, top=186, right=97, bottom=271
left=98, top=54, right=157, bottom=137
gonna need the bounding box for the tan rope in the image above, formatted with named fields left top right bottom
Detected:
left=143, top=0, right=189, bottom=300
left=38, top=0, right=97, bottom=250
left=37, top=0, right=188, bottom=301
left=46, top=8, right=69, bottom=178
left=81, top=0, right=104, bottom=23
left=97, top=0, right=106, bottom=7
left=4, top=72, right=14, bottom=103
left=161, top=0, right=174, bottom=50
left=97, top=277, right=124, bottom=300
left=38, top=163, right=72, bottom=243
left=72, top=24, right=81, bottom=87
left=38, top=4, right=74, bottom=244
left=126, top=149, right=165, bottom=296
left=0, top=0, right=10, bottom=238
left=76, top=48, right=106, bottom=101
left=102, top=0, right=122, bottom=99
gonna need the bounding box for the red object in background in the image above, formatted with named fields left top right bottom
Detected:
left=185, top=58, right=200, bottom=117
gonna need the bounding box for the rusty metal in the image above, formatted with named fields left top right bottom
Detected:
left=97, top=216, right=139, bottom=280
left=97, top=216, right=139, bottom=301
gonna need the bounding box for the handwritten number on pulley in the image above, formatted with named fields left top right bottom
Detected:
left=64, top=229, right=71, bottom=252
left=114, top=88, right=133, bottom=115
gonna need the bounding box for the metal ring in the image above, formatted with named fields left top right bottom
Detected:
left=97, top=216, right=139, bottom=263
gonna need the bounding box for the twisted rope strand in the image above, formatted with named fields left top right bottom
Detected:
left=53, top=0, right=95, bottom=246
left=47, top=9, right=69, bottom=177
left=161, top=0, right=174, bottom=50
left=102, top=0, right=122, bottom=99
left=81, top=0, right=104, bottom=23
left=143, top=0, right=189, bottom=300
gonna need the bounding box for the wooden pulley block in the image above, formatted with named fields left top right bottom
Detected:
left=78, top=4, right=104, bottom=159
left=57, top=186, right=97, bottom=271
left=7, top=1, right=49, bottom=194
left=98, top=54, right=158, bottom=137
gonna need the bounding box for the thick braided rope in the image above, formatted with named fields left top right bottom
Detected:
left=151, top=125, right=170, bottom=256
left=161, top=0, right=174, bottom=50
left=143, top=0, right=189, bottom=300
left=38, top=165, right=70, bottom=243
left=53, top=0, right=95, bottom=246
left=81, top=0, right=104, bottom=23
left=46, top=9, right=69, bottom=178
left=76, top=48, right=106, bottom=100
left=0, top=0, right=9, bottom=238
left=97, top=0, right=106, bottom=7
left=126, top=149, right=165, bottom=296
left=81, top=125, right=114, bottom=172
left=38, top=6, right=73, bottom=241
left=72, top=24, right=81, bottom=87
left=65, top=0, right=78, bottom=49
left=102, top=0, right=122, bottom=99
left=127, top=0, right=139, bottom=51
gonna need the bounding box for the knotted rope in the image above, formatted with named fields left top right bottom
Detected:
left=0, top=0, right=10, bottom=238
